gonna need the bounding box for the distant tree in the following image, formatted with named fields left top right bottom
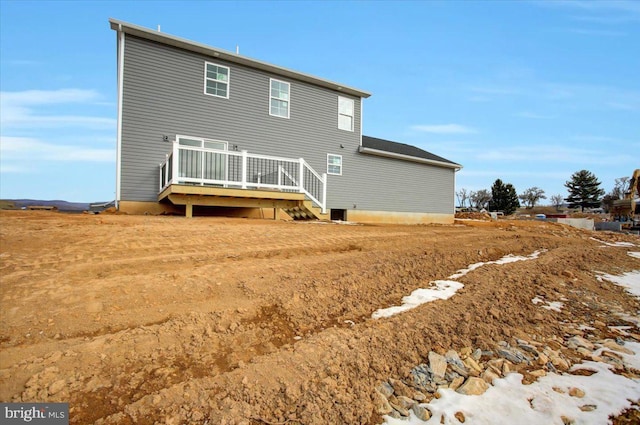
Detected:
left=489, top=179, right=520, bottom=215
left=456, top=188, right=470, bottom=208
left=470, top=189, right=492, bottom=210
left=550, top=194, right=564, bottom=211
left=564, top=170, right=605, bottom=212
left=609, top=177, right=630, bottom=200
left=518, top=187, right=547, bottom=209
left=602, top=176, right=630, bottom=212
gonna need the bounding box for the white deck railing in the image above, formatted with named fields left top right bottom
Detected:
left=159, top=142, right=327, bottom=213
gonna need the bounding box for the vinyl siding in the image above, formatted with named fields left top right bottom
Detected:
left=120, top=34, right=454, bottom=214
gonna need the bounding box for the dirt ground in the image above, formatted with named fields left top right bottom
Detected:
left=0, top=210, right=638, bottom=424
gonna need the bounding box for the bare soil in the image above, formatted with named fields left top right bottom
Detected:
left=0, top=210, right=638, bottom=424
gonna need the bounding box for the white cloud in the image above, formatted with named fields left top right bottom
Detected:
left=1, top=89, right=99, bottom=105
left=0, top=89, right=115, bottom=129
left=1, top=136, right=114, bottom=163
left=411, top=124, right=477, bottom=134
left=476, top=145, right=631, bottom=165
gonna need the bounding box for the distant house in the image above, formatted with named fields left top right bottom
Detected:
left=110, top=19, right=461, bottom=224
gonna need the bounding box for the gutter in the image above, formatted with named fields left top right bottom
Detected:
left=358, top=146, right=462, bottom=171
left=108, top=18, right=371, bottom=99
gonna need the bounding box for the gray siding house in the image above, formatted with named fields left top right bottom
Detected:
left=110, top=19, right=461, bottom=224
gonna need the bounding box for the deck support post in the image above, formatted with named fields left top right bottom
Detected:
left=185, top=201, right=193, bottom=218
left=274, top=208, right=280, bottom=220
left=241, top=150, right=248, bottom=189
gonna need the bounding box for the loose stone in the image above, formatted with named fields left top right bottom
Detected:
left=482, top=368, right=500, bottom=384
left=449, top=376, right=465, bottom=391
left=411, top=404, right=431, bottom=421
left=455, top=411, right=466, bottom=422
left=373, top=390, right=393, bottom=415
left=569, top=387, right=585, bottom=398
left=428, top=352, right=448, bottom=379
left=396, top=395, right=416, bottom=409
left=456, top=377, right=489, bottom=396
left=567, top=336, right=594, bottom=350
left=602, top=340, right=634, bottom=355
left=377, top=381, right=394, bottom=398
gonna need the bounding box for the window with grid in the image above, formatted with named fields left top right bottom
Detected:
left=204, top=62, right=230, bottom=98
left=270, top=79, right=290, bottom=118
left=338, top=96, right=354, bottom=131
left=327, top=154, right=342, bottom=176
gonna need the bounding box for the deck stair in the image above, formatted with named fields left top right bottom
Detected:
left=283, top=200, right=327, bottom=221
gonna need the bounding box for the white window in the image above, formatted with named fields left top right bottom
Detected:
left=204, top=62, right=230, bottom=98
left=270, top=79, right=290, bottom=118
left=327, top=154, right=342, bottom=175
left=177, top=135, right=228, bottom=181
left=338, top=96, right=354, bottom=131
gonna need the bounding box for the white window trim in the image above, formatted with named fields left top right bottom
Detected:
left=204, top=61, right=230, bottom=99
left=176, top=135, right=228, bottom=150
left=338, top=96, right=354, bottom=132
left=176, top=134, right=229, bottom=181
left=269, top=78, right=290, bottom=119
left=327, top=153, right=343, bottom=176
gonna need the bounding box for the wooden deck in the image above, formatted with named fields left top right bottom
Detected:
left=158, top=184, right=326, bottom=219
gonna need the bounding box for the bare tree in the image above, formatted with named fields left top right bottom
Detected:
left=610, top=177, right=630, bottom=200
left=456, top=188, right=469, bottom=208
left=518, top=187, right=546, bottom=209
left=551, top=194, right=564, bottom=211
left=470, top=189, right=492, bottom=210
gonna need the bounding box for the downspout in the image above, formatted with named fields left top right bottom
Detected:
left=359, top=98, right=363, bottom=147
left=115, top=24, right=125, bottom=209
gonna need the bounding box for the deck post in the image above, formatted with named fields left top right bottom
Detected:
left=298, top=159, right=305, bottom=193
left=274, top=207, right=280, bottom=220
left=322, top=173, right=327, bottom=214
left=171, top=142, right=179, bottom=185
left=185, top=201, right=193, bottom=218
left=241, top=150, right=248, bottom=189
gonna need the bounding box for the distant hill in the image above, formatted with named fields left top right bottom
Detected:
left=1, top=199, right=93, bottom=211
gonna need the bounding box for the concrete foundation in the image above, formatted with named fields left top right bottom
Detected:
left=548, top=218, right=595, bottom=231
left=595, top=222, right=623, bottom=232
left=346, top=210, right=454, bottom=225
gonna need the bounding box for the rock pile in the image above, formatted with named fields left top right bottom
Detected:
left=374, top=331, right=639, bottom=421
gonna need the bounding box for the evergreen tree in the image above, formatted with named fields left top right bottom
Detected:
left=564, top=170, right=605, bottom=212
left=489, top=179, right=520, bottom=215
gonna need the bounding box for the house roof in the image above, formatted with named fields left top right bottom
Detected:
left=360, top=136, right=462, bottom=170
left=109, top=19, right=371, bottom=99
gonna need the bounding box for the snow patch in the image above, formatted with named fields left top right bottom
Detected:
left=590, top=237, right=636, bottom=247
left=385, top=358, right=640, bottom=425
left=372, top=281, right=463, bottom=319
left=448, top=250, right=545, bottom=280
left=532, top=295, right=564, bottom=312
left=372, top=251, right=545, bottom=319
left=628, top=251, right=640, bottom=259
left=598, top=270, right=640, bottom=298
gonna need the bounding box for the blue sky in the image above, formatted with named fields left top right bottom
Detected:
left=1, top=0, right=638, bottom=203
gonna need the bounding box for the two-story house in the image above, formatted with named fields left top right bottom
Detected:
left=110, top=19, right=461, bottom=224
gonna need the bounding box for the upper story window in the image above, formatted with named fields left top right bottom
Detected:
left=338, top=96, right=354, bottom=131
left=327, top=154, right=342, bottom=176
left=204, top=62, right=230, bottom=98
left=270, top=79, right=290, bottom=118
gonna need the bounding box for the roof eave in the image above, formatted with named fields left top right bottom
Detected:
left=109, top=18, right=371, bottom=99
left=358, top=146, right=462, bottom=171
